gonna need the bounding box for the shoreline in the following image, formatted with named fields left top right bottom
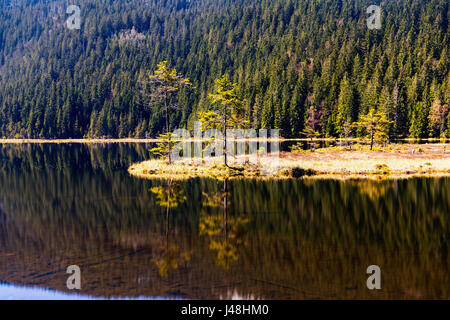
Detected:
left=0, top=138, right=283, bottom=144
left=1, top=138, right=449, bottom=144
left=0, top=138, right=160, bottom=144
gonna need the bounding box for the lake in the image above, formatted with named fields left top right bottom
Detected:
left=0, top=143, right=448, bottom=299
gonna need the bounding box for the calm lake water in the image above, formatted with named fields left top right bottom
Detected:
left=0, top=143, right=448, bottom=299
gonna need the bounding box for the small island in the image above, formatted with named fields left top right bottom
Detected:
left=129, top=142, right=450, bottom=180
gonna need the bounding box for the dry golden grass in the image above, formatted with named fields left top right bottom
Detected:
left=128, top=157, right=268, bottom=180
left=129, top=144, right=450, bottom=180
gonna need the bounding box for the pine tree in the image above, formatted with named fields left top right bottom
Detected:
left=207, top=75, right=248, bottom=166
left=143, top=61, right=191, bottom=163
left=336, top=74, right=358, bottom=135
left=353, top=109, right=393, bottom=150
left=409, top=102, right=429, bottom=139
left=429, top=99, right=449, bottom=138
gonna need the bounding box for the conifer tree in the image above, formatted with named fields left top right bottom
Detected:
left=206, top=75, right=248, bottom=166
left=144, top=61, right=191, bottom=164
left=429, top=99, right=449, bottom=137
left=353, top=109, right=393, bottom=150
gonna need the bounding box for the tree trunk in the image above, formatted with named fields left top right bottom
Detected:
left=165, top=92, right=172, bottom=164
left=370, top=128, right=374, bottom=151
left=223, top=104, right=228, bottom=167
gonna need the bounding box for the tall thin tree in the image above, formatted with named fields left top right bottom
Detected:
left=143, top=61, right=191, bottom=163
left=207, top=75, right=246, bottom=166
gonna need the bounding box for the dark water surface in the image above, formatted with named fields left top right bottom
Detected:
left=0, top=143, right=448, bottom=299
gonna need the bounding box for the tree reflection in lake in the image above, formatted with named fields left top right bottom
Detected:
left=150, top=180, right=190, bottom=278
left=0, top=143, right=448, bottom=299
left=200, top=179, right=251, bottom=269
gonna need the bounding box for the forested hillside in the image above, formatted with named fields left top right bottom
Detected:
left=0, top=0, right=448, bottom=139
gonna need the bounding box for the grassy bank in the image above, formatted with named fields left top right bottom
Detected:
left=128, top=144, right=450, bottom=180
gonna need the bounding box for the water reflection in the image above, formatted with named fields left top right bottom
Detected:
left=150, top=180, right=190, bottom=278
left=0, top=144, right=448, bottom=299
left=199, top=179, right=252, bottom=269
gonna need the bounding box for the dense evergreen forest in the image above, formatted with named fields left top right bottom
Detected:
left=0, top=0, right=448, bottom=139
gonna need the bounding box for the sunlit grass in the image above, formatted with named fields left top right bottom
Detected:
left=129, top=143, right=450, bottom=180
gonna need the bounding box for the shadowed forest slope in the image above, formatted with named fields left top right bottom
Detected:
left=0, top=0, right=448, bottom=139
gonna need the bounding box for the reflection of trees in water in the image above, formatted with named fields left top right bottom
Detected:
left=151, top=181, right=187, bottom=209
left=150, top=180, right=191, bottom=278
left=199, top=179, right=251, bottom=269
left=0, top=143, right=151, bottom=174
left=0, top=144, right=448, bottom=298
left=346, top=180, right=393, bottom=201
